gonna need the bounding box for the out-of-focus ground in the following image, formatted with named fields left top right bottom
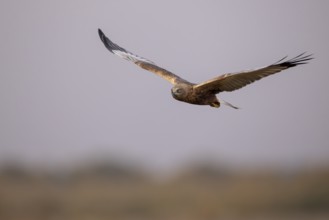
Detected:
left=0, top=161, right=328, bottom=220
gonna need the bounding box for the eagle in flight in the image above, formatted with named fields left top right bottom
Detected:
left=98, top=29, right=312, bottom=109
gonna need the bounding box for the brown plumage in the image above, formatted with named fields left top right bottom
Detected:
left=98, top=29, right=313, bottom=109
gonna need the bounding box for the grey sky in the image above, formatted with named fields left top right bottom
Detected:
left=0, top=0, right=328, bottom=172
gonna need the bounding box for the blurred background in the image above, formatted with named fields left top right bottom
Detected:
left=1, top=1, right=329, bottom=219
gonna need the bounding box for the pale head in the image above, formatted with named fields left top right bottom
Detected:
left=171, top=85, right=189, bottom=101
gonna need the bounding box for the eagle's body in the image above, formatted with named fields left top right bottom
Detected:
left=98, top=29, right=312, bottom=109
left=171, top=83, right=221, bottom=107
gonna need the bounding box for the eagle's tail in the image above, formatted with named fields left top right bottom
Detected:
left=220, top=99, right=239, bottom=109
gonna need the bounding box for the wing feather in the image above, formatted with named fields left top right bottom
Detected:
left=98, top=29, right=187, bottom=85
left=194, top=53, right=313, bottom=93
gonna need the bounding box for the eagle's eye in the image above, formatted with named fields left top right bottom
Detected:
left=176, top=88, right=183, bottom=94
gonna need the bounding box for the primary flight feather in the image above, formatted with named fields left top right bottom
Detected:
left=98, top=28, right=313, bottom=109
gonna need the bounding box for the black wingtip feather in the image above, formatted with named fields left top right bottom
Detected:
left=97, top=28, right=127, bottom=54
left=276, top=53, right=314, bottom=68
left=98, top=28, right=113, bottom=52
left=98, top=28, right=105, bottom=42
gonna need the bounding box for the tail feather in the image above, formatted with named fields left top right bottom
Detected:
left=220, top=99, right=239, bottom=109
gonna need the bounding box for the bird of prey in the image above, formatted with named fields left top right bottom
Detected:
left=98, top=28, right=312, bottom=109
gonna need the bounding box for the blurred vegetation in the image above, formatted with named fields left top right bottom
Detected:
left=0, top=161, right=328, bottom=220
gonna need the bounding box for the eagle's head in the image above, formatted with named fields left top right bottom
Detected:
left=171, top=85, right=189, bottom=101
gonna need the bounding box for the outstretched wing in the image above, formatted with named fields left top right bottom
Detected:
left=98, top=29, right=187, bottom=85
left=194, top=53, right=313, bottom=94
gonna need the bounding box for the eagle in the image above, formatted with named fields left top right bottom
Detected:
left=98, top=29, right=312, bottom=109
